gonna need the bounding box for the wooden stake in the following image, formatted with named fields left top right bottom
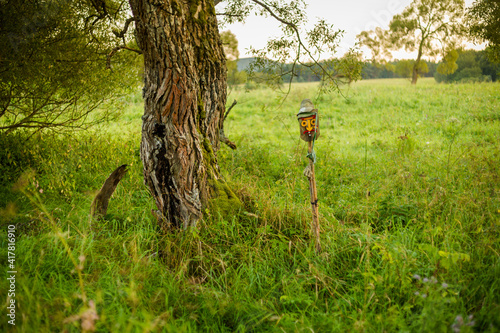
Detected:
left=297, top=98, right=320, bottom=253
left=307, top=141, right=321, bottom=252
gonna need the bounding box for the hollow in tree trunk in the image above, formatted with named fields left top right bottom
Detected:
left=129, top=0, right=227, bottom=229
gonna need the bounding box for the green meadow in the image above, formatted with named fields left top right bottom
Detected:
left=1, top=78, right=499, bottom=332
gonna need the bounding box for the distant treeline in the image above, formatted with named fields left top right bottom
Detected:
left=434, top=50, right=499, bottom=83
left=364, top=50, right=499, bottom=83
left=362, top=61, right=437, bottom=80
left=237, top=49, right=499, bottom=84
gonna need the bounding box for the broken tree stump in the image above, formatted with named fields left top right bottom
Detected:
left=90, top=164, right=128, bottom=220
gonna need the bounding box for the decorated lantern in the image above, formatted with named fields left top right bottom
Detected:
left=297, top=99, right=319, bottom=142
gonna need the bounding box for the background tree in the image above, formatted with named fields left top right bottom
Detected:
left=435, top=49, right=500, bottom=82
left=467, top=0, right=500, bottom=62
left=221, top=30, right=247, bottom=87
left=357, top=0, right=466, bottom=85
left=0, top=0, right=141, bottom=133
left=361, top=61, right=398, bottom=80
left=395, top=59, right=429, bottom=79
left=436, top=49, right=460, bottom=75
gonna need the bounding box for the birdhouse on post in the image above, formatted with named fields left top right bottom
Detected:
left=297, top=99, right=319, bottom=142
left=297, top=98, right=321, bottom=253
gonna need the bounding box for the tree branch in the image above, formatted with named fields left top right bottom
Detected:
left=223, top=99, right=237, bottom=122
left=250, top=0, right=344, bottom=88
left=251, top=0, right=298, bottom=31
left=220, top=130, right=237, bottom=150
left=85, top=0, right=109, bottom=28
left=216, top=12, right=245, bottom=18
left=220, top=100, right=237, bottom=150
left=107, top=45, right=143, bottom=69
left=0, top=84, right=13, bottom=118
left=112, top=17, right=136, bottom=40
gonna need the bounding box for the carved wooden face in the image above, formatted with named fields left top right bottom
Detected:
left=298, top=114, right=319, bottom=142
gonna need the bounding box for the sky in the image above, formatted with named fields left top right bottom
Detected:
left=220, top=0, right=481, bottom=60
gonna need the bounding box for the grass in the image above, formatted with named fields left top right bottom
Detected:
left=1, top=78, right=499, bottom=332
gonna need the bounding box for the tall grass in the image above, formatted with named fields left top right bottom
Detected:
left=1, top=78, right=499, bottom=332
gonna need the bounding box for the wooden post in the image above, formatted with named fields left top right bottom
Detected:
left=297, top=99, right=321, bottom=253
left=307, top=141, right=321, bottom=252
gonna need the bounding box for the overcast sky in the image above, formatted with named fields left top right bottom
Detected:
left=220, top=0, right=480, bottom=60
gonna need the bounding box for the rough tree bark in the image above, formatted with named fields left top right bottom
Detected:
left=129, top=0, right=228, bottom=229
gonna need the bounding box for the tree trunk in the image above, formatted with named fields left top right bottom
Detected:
left=129, top=0, right=227, bottom=229
left=412, top=43, right=424, bottom=85
left=411, top=64, right=418, bottom=85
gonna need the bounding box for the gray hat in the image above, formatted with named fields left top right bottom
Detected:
left=298, top=99, right=314, bottom=114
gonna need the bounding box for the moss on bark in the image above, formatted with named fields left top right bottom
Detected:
left=208, top=179, right=243, bottom=217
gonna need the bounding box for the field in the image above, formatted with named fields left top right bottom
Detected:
left=1, top=78, right=499, bottom=332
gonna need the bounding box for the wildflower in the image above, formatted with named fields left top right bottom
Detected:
left=423, top=277, right=429, bottom=283
left=451, top=315, right=465, bottom=332
left=421, top=294, right=427, bottom=299
left=414, top=291, right=420, bottom=296
left=442, top=282, right=448, bottom=288
left=64, top=299, right=99, bottom=332
left=466, top=314, right=475, bottom=327
left=413, top=274, right=421, bottom=280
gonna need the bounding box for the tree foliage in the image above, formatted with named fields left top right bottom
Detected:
left=437, top=49, right=459, bottom=75
left=0, top=0, right=141, bottom=133
left=0, top=0, right=362, bottom=135
left=217, top=0, right=363, bottom=93
left=467, top=0, right=500, bottom=62
left=357, top=0, right=466, bottom=84
left=435, top=49, right=500, bottom=82
left=395, top=59, right=429, bottom=78
left=359, top=60, right=437, bottom=80
left=220, top=30, right=246, bottom=87
left=220, top=30, right=240, bottom=61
